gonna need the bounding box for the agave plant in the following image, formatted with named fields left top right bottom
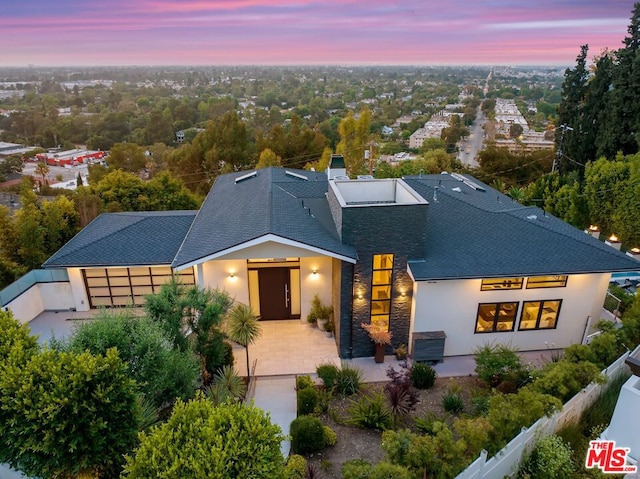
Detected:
left=205, top=365, right=246, bottom=405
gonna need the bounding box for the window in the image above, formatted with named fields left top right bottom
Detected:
left=371, top=254, right=393, bottom=330
left=475, top=302, right=518, bottom=333
left=480, top=277, right=523, bottom=291
left=526, top=275, right=568, bottom=289
left=82, top=267, right=195, bottom=308
left=519, top=300, right=561, bottom=330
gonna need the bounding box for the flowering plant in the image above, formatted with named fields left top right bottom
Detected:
left=361, top=322, right=392, bottom=345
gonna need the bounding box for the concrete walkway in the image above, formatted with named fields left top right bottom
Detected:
left=250, top=375, right=297, bottom=458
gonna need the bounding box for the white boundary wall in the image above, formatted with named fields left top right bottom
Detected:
left=456, top=345, right=640, bottom=479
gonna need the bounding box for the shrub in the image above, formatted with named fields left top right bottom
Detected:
left=369, top=462, right=413, bottom=479
left=474, top=343, right=527, bottom=389
left=589, top=332, right=622, bottom=369
left=531, top=360, right=604, bottom=403
left=290, top=415, right=325, bottom=454
left=315, top=388, right=332, bottom=414
left=323, top=425, right=338, bottom=446
left=124, top=395, right=285, bottom=478
left=347, top=392, right=392, bottom=430
left=341, top=459, right=372, bottom=479
left=410, top=362, right=437, bottom=389
left=205, top=364, right=247, bottom=405
left=285, top=454, right=307, bottom=479
left=335, top=361, right=363, bottom=396
left=471, top=394, right=490, bottom=417
left=385, top=362, right=419, bottom=422
left=296, top=374, right=315, bottom=391
left=316, top=363, right=339, bottom=390
left=518, top=435, right=574, bottom=479
left=297, top=387, right=319, bottom=416
left=442, top=392, right=464, bottom=414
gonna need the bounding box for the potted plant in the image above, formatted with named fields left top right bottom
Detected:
left=394, top=343, right=408, bottom=360
left=324, top=313, right=335, bottom=338
left=308, top=293, right=332, bottom=329
left=361, top=322, right=392, bottom=363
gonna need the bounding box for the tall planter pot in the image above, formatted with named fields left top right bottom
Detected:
left=374, top=343, right=386, bottom=363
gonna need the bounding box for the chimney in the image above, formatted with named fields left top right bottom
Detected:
left=605, top=234, right=622, bottom=251
left=585, top=224, right=600, bottom=240
left=326, top=154, right=347, bottom=180
left=627, top=247, right=640, bottom=261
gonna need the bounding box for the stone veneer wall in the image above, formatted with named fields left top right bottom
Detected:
left=338, top=202, right=428, bottom=358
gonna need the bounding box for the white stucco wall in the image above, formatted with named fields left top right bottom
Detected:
left=410, top=273, right=611, bottom=356
left=67, top=268, right=90, bottom=312
left=201, top=259, right=250, bottom=305
left=6, top=282, right=75, bottom=324
left=300, top=256, right=333, bottom=321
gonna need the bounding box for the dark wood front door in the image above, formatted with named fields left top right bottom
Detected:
left=258, top=268, right=291, bottom=320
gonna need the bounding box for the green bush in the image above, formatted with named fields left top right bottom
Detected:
left=368, top=462, right=413, bottom=479
left=341, top=459, right=372, bottom=479
left=471, top=394, right=490, bottom=417
left=323, top=425, right=338, bottom=446
left=315, top=388, right=332, bottom=414
left=290, top=415, right=325, bottom=454
left=285, top=454, right=307, bottom=479
left=474, top=343, right=527, bottom=389
left=347, top=392, right=392, bottom=430
left=296, top=374, right=315, bottom=391
left=531, top=360, right=604, bottom=403
left=297, top=387, right=319, bottom=416
left=518, top=435, right=574, bottom=479
left=335, top=361, right=363, bottom=396
left=410, top=362, right=437, bottom=389
left=442, top=391, right=464, bottom=414
left=589, top=332, right=622, bottom=369
left=316, top=363, right=339, bottom=390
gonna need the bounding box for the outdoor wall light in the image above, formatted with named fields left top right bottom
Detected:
left=312, top=268, right=318, bottom=276
left=228, top=271, right=236, bottom=278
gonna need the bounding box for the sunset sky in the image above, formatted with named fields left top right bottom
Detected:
left=2, top=1, right=635, bottom=67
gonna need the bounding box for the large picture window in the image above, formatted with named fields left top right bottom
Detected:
left=481, top=278, right=523, bottom=291
left=371, top=254, right=393, bottom=330
left=83, top=266, right=195, bottom=308
left=526, top=275, right=568, bottom=289
left=475, top=302, right=518, bottom=333
left=519, top=300, right=561, bottom=330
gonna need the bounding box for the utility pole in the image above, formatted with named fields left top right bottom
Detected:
left=552, top=124, right=573, bottom=174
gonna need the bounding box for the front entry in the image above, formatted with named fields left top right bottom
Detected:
left=258, top=267, right=291, bottom=320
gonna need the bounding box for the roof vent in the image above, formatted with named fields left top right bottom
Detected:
left=526, top=214, right=538, bottom=221
left=235, top=171, right=257, bottom=184
left=452, top=187, right=462, bottom=192
left=285, top=170, right=308, bottom=181
left=334, top=175, right=350, bottom=181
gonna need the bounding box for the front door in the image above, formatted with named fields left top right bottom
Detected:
left=258, top=267, right=291, bottom=320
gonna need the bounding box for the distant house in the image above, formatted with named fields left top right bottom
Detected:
left=6, top=160, right=640, bottom=362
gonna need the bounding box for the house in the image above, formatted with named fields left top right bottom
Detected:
left=10, top=160, right=640, bottom=362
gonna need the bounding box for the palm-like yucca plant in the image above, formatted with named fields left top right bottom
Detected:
left=225, top=303, right=261, bottom=379
left=205, top=365, right=246, bottom=405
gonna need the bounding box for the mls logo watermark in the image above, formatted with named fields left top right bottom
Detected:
left=585, top=440, right=637, bottom=474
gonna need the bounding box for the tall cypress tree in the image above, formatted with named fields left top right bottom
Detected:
left=603, top=3, right=640, bottom=158
left=556, top=45, right=590, bottom=173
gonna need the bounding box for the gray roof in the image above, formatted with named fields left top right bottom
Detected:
left=43, top=211, right=197, bottom=268
left=403, top=174, right=640, bottom=280
left=172, top=168, right=357, bottom=268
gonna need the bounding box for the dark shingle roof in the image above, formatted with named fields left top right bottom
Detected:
left=403, top=174, right=640, bottom=280
left=43, top=211, right=197, bottom=268
left=172, top=168, right=356, bottom=267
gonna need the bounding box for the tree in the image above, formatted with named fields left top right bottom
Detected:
left=122, top=395, right=286, bottom=479
left=556, top=45, right=590, bottom=173
left=225, top=303, right=261, bottom=379
left=145, top=279, right=234, bottom=380
left=106, top=142, right=147, bottom=173
left=0, top=310, right=39, bottom=367
left=62, top=309, right=200, bottom=409
left=256, top=147, right=281, bottom=168
left=0, top=348, right=139, bottom=479
left=34, top=161, right=49, bottom=186
left=337, top=109, right=371, bottom=176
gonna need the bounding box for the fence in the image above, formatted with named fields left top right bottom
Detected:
left=603, top=290, right=622, bottom=319
left=0, top=269, right=69, bottom=308
left=456, top=344, right=640, bottom=479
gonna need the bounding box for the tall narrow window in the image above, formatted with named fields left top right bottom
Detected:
left=371, top=254, right=393, bottom=330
